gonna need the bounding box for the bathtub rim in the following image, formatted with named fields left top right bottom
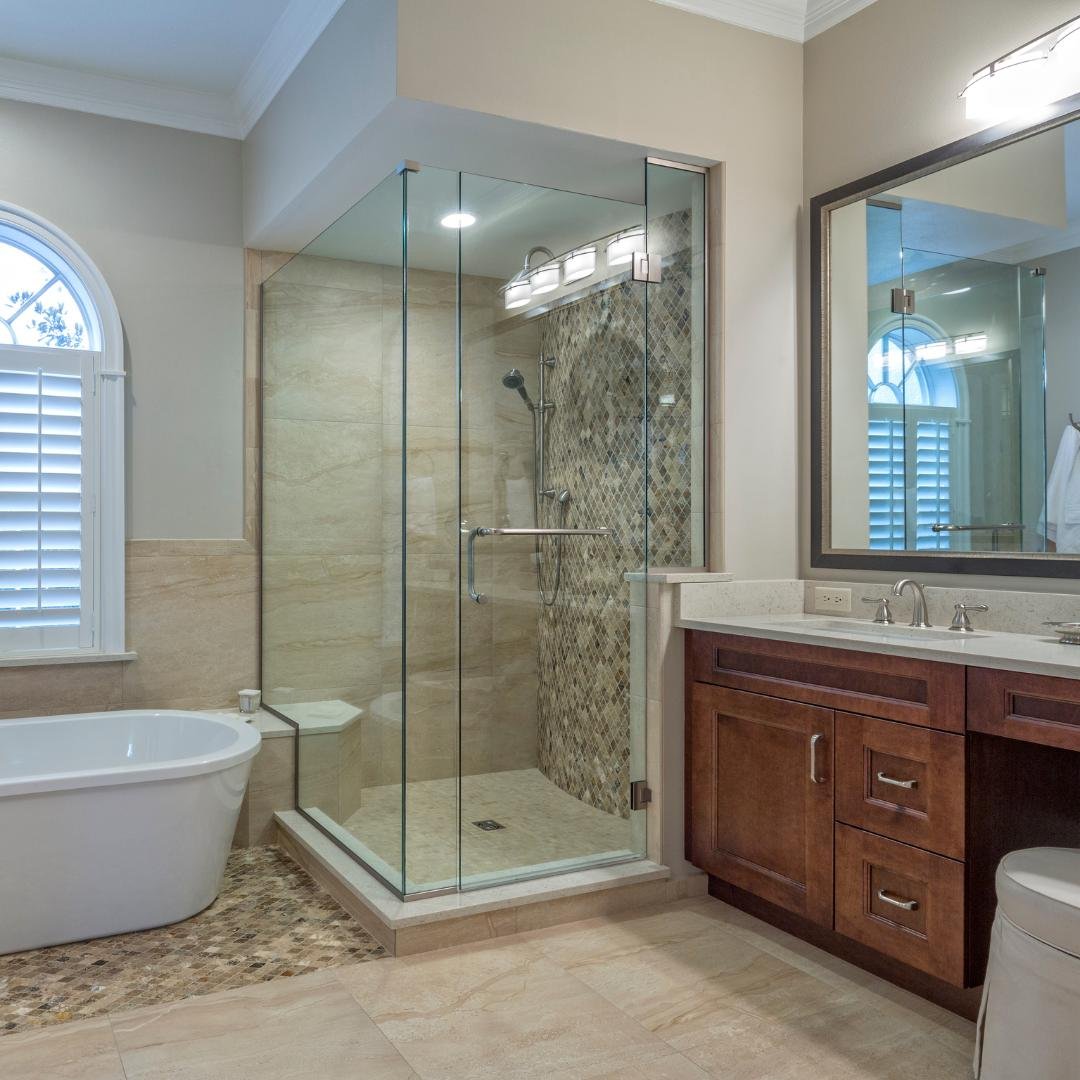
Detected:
left=0, top=709, right=261, bottom=798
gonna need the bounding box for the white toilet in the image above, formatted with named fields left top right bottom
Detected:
left=975, top=848, right=1080, bottom=1079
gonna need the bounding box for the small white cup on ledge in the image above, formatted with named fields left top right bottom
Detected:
left=238, top=689, right=262, bottom=716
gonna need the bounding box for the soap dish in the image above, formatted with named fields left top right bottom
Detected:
left=1044, top=622, right=1080, bottom=645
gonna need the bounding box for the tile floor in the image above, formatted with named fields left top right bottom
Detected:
left=336, top=767, right=635, bottom=890
left=0, top=847, right=385, bottom=1035
left=0, top=895, right=976, bottom=1079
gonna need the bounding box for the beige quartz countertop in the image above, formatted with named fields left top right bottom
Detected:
left=677, top=611, right=1080, bottom=680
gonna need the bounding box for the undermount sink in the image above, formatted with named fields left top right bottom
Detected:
left=767, top=617, right=984, bottom=641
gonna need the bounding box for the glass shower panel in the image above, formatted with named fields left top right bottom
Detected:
left=400, top=166, right=461, bottom=894
left=901, top=250, right=1031, bottom=552
left=261, top=169, right=406, bottom=893
left=458, top=172, right=648, bottom=888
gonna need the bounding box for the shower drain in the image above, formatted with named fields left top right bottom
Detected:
left=472, top=819, right=506, bottom=831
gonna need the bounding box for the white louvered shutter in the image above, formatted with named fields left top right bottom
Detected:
left=867, top=417, right=905, bottom=550
left=0, top=347, right=95, bottom=653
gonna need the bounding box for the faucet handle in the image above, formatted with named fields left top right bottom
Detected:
left=949, top=601, right=989, bottom=633
left=861, top=596, right=895, bottom=625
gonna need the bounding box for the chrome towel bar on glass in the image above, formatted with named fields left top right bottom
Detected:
left=467, top=526, right=612, bottom=603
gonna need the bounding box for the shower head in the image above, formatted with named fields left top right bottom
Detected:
left=501, top=368, right=535, bottom=409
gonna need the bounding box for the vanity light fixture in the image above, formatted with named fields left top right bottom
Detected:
left=914, top=340, right=949, bottom=362
left=501, top=279, right=532, bottom=310
left=528, top=261, right=560, bottom=295
left=960, top=16, right=1080, bottom=123
left=954, top=332, right=988, bottom=356
left=605, top=228, right=645, bottom=268
left=501, top=245, right=556, bottom=311
left=440, top=211, right=477, bottom=228
left=561, top=245, right=597, bottom=285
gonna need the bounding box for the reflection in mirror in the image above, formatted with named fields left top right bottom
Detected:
left=823, top=121, right=1080, bottom=557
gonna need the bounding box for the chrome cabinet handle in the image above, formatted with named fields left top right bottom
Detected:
left=809, top=733, right=825, bottom=784
left=877, top=889, right=919, bottom=912
left=876, top=771, right=918, bottom=790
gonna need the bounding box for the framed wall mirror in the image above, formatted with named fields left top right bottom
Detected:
left=811, top=93, right=1080, bottom=577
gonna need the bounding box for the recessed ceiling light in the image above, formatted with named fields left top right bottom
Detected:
left=440, top=212, right=476, bottom=229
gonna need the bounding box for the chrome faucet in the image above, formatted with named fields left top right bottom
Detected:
left=892, top=579, right=932, bottom=628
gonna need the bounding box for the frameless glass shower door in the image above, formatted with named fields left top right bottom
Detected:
left=261, top=158, right=707, bottom=898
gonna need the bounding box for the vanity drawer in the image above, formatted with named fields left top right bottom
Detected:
left=835, top=824, right=965, bottom=986
left=968, top=667, right=1080, bottom=751
left=836, top=713, right=965, bottom=859
left=689, top=632, right=964, bottom=732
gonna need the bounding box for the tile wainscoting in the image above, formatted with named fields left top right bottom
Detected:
left=0, top=539, right=258, bottom=721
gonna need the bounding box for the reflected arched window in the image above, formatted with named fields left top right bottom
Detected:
left=867, top=322, right=958, bottom=551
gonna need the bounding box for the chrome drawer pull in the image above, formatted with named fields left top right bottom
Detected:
left=876, top=771, right=918, bottom=790
left=877, top=889, right=919, bottom=912
left=810, top=733, right=825, bottom=784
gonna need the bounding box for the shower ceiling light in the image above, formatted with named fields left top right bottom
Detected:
left=440, top=212, right=477, bottom=228
left=502, top=279, right=532, bottom=310
left=561, top=246, right=596, bottom=285
left=960, top=16, right=1080, bottom=123
left=529, top=261, right=560, bottom=295
left=605, top=228, right=645, bottom=267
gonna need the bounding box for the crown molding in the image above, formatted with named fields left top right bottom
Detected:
left=0, top=55, right=239, bottom=137
left=0, top=0, right=346, bottom=140
left=804, top=0, right=880, bottom=39
left=652, top=0, right=805, bottom=42
left=234, top=0, right=347, bottom=136
left=653, top=0, right=879, bottom=41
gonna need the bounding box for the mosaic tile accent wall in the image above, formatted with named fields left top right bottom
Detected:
left=536, top=212, right=697, bottom=817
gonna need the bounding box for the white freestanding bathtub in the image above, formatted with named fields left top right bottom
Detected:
left=0, top=709, right=261, bottom=955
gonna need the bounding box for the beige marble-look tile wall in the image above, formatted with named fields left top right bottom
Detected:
left=261, top=255, right=540, bottom=817
left=0, top=539, right=259, bottom=721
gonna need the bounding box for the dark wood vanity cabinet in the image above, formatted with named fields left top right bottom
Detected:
left=687, top=631, right=1080, bottom=1007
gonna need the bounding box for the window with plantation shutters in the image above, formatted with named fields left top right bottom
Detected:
left=0, top=352, right=92, bottom=650
left=0, top=208, right=124, bottom=661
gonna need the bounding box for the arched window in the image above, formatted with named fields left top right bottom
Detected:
left=867, top=321, right=959, bottom=552
left=0, top=204, right=124, bottom=659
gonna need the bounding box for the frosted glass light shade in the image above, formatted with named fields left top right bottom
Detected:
left=502, top=279, right=532, bottom=310
left=962, top=56, right=1052, bottom=122
left=606, top=228, right=644, bottom=267
left=954, top=333, right=988, bottom=356
left=561, top=246, right=596, bottom=285
left=529, top=262, right=560, bottom=295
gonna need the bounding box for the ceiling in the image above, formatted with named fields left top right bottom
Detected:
left=650, top=0, right=880, bottom=42
left=0, top=0, right=877, bottom=141
left=0, top=0, right=346, bottom=138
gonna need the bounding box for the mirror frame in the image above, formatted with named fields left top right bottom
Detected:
left=811, top=91, right=1080, bottom=578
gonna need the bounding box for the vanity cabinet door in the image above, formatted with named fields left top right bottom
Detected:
left=689, top=683, right=834, bottom=927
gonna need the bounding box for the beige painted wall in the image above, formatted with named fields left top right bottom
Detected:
left=0, top=99, right=256, bottom=719
left=396, top=0, right=803, bottom=579
left=803, top=0, right=1080, bottom=591
left=0, top=98, right=245, bottom=540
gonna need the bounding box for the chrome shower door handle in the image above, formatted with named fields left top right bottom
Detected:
left=809, top=733, right=825, bottom=784
left=467, top=526, right=492, bottom=604
left=467, top=526, right=612, bottom=603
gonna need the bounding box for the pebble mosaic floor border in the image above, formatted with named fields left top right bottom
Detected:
left=0, top=845, right=386, bottom=1035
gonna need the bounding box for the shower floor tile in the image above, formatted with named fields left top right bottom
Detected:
left=0, top=846, right=386, bottom=1037
left=337, top=767, right=635, bottom=891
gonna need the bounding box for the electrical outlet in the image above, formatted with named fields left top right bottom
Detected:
left=814, top=586, right=852, bottom=613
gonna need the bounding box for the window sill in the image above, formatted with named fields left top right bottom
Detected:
left=0, top=650, right=137, bottom=669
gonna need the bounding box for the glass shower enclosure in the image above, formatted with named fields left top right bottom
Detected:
left=261, top=160, right=706, bottom=897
